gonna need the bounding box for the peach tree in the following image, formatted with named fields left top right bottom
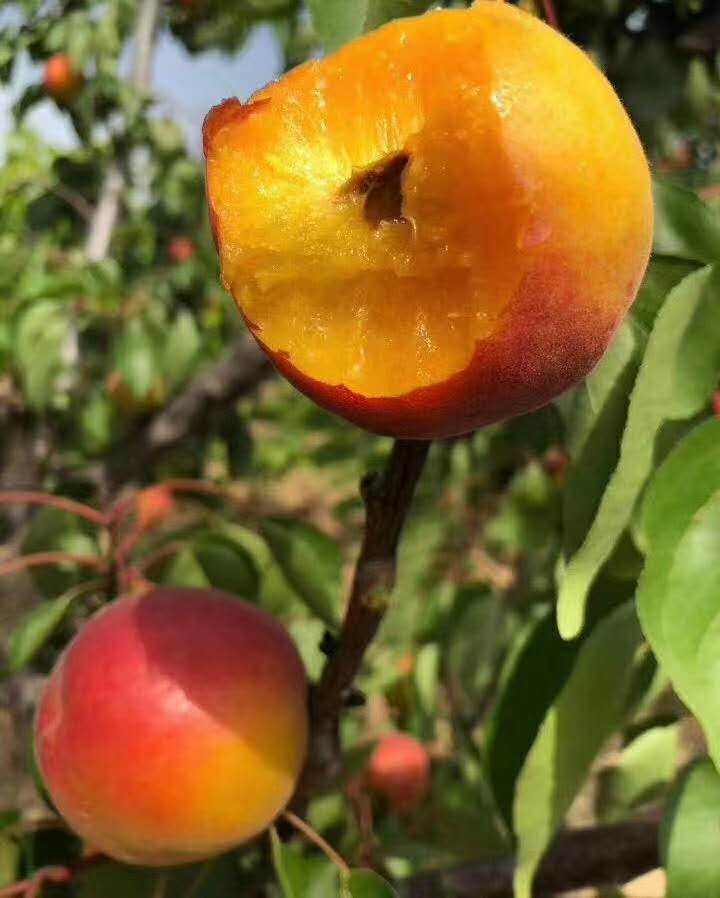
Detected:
left=0, top=1, right=719, bottom=897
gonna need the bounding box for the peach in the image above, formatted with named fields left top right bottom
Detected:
left=204, top=2, right=652, bottom=439
left=368, top=733, right=430, bottom=812
left=168, top=236, right=196, bottom=263
left=35, top=588, right=308, bottom=865
left=135, top=485, right=175, bottom=531
left=43, top=54, right=83, bottom=103
left=713, top=390, right=720, bottom=420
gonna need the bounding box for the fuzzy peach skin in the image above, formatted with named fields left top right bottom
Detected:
left=204, top=2, right=652, bottom=439
left=35, top=588, right=308, bottom=866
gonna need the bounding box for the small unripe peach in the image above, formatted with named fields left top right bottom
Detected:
left=35, top=588, right=308, bottom=865
left=43, top=54, right=83, bottom=103
left=368, top=733, right=430, bottom=813
left=168, top=236, right=196, bottom=264
left=135, top=485, right=174, bottom=531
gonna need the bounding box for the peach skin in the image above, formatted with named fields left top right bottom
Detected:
left=204, top=2, right=652, bottom=439
left=35, top=587, right=308, bottom=865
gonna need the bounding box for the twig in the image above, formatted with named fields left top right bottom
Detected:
left=401, top=819, right=660, bottom=897
left=0, top=491, right=106, bottom=527
left=0, top=866, right=70, bottom=898
left=0, top=552, right=105, bottom=578
left=299, top=440, right=430, bottom=793
left=541, top=0, right=560, bottom=30
left=101, top=336, right=271, bottom=488
left=84, top=0, right=161, bottom=261
left=315, top=440, right=430, bottom=719
left=281, top=811, right=350, bottom=875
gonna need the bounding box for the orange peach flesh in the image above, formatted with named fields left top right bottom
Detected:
left=35, top=589, right=308, bottom=865
left=205, top=3, right=652, bottom=407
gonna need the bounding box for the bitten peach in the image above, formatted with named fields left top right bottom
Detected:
left=43, top=54, right=83, bottom=103
left=368, top=733, right=430, bottom=812
left=35, top=588, right=308, bottom=865
left=204, top=2, right=652, bottom=439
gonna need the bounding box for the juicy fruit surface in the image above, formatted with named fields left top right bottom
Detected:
left=205, top=2, right=652, bottom=435
left=35, top=588, right=308, bottom=865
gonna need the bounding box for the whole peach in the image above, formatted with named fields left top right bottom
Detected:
left=135, top=485, right=175, bottom=532
left=168, top=236, right=196, bottom=264
left=204, top=2, right=652, bottom=439
left=35, top=588, right=308, bottom=865
left=43, top=54, right=83, bottom=103
left=368, top=733, right=430, bottom=813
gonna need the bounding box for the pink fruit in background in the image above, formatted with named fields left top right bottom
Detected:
left=35, top=587, right=308, bottom=865
left=368, top=733, right=430, bottom=812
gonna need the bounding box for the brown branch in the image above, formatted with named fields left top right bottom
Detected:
left=299, top=439, right=430, bottom=792
left=84, top=0, right=161, bottom=261
left=401, top=819, right=660, bottom=898
left=0, top=552, right=105, bottom=578
left=0, top=491, right=107, bottom=527
left=102, top=336, right=272, bottom=488
left=541, top=0, right=560, bottom=30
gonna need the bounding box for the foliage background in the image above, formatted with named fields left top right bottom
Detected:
left=0, top=0, right=720, bottom=896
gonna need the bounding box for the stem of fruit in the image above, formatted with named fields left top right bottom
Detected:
left=281, top=812, right=350, bottom=875
left=301, top=439, right=430, bottom=791
left=0, top=491, right=107, bottom=527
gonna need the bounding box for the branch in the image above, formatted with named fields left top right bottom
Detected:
left=0, top=552, right=105, bottom=578
left=300, top=439, right=430, bottom=791
left=84, top=0, right=161, bottom=261
left=102, top=336, right=271, bottom=488
left=541, top=0, right=560, bottom=30
left=0, top=491, right=107, bottom=527
left=401, top=819, right=660, bottom=898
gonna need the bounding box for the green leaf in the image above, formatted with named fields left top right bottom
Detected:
left=597, top=723, right=679, bottom=823
left=513, top=604, right=642, bottom=898
left=562, top=323, right=639, bottom=558
left=270, top=829, right=339, bottom=898
left=116, top=319, right=157, bottom=399
left=663, top=759, right=720, bottom=898
left=0, top=836, right=19, bottom=888
left=638, top=491, right=720, bottom=767
left=444, top=585, right=504, bottom=719
left=414, top=642, right=440, bottom=717
left=193, top=533, right=260, bottom=599
left=485, top=607, right=580, bottom=827
left=260, top=519, right=342, bottom=628
left=653, top=180, right=720, bottom=264
left=8, top=592, right=76, bottom=672
left=558, top=265, right=720, bottom=639
left=637, top=418, right=720, bottom=556
left=159, top=533, right=260, bottom=600
left=14, top=300, right=72, bottom=410
left=344, top=869, right=397, bottom=898
left=22, top=508, right=98, bottom=599
left=163, top=310, right=200, bottom=387
left=76, top=862, right=157, bottom=898
left=308, top=0, right=433, bottom=51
